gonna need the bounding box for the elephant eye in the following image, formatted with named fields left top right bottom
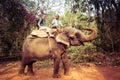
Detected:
left=75, top=33, right=81, bottom=38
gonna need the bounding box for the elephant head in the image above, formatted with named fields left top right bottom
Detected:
left=55, top=27, right=97, bottom=46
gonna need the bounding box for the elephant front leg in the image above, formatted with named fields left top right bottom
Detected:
left=61, top=52, right=70, bottom=75
left=53, top=57, right=61, bottom=78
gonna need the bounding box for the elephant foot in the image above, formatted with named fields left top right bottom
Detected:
left=18, top=71, right=26, bottom=76
left=64, top=70, right=70, bottom=76
left=27, top=72, right=35, bottom=76
left=18, top=70, right=25, bottom=74
left=53, top=74, right=61, bottom=78
left=64, top=72, right=70, bottom=76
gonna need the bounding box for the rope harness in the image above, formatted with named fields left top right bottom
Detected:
left=47, top=32, right=52, bottom=50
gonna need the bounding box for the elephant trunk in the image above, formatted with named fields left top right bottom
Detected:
left=79, top=28, right=97, bottom=42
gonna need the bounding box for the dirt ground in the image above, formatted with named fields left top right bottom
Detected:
left=0, top=61, right=120, bottom=80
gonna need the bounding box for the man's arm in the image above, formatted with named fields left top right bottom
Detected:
left=51, top=19, right=55, bottom=28
left=38, top=21, right=41, bottom=28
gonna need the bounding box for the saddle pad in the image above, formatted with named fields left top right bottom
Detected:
left=31, top=29, right=48, bottom=38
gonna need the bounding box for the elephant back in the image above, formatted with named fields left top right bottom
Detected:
left=22, top=35, right=58, bottom=56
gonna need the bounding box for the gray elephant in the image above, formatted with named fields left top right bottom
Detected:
left=18, top=27, right=97, bottom=78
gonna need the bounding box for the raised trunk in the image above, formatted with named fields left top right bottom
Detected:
left=79, top=28, right=97, bottom=42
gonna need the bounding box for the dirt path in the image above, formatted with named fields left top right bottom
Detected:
left=0, top=61, right=120, bottom=80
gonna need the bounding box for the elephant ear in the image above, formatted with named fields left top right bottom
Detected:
left=55, top=33, right=70, bottom=46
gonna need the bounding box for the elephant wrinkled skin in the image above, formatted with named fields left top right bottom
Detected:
left=18, top=27, right=97, bottom=78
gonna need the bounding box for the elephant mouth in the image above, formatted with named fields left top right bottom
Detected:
left=79, top=40, right=84, bottom=46
left=69, top=39, right=84, bottom=46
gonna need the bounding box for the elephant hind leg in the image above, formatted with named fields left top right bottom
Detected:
left=61, top=52, right=70, bottom=75
left=27, top=61, right=35, bottom=76
left=18, top=58, right=27, bottom=75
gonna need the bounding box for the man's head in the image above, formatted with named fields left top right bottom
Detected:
left=55, top=14, right=59, bottom=20
left=42, top=14, right=46, bottom=20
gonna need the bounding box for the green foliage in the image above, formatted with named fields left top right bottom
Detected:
left=0, top=0, right=119, bottom=66
left=68, top=46, right=120, bottom=66
left=67, top=43, right=97, bottom=63
left=64, top=0, right=120, bottom=52
left=93, top=0, right=120, bottom=52
left=61, top=11, right=95, bottom=29
left=46, top=11, right=56, bottom=27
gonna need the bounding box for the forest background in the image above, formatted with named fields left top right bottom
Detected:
left=0, top=0, right=120, bottom=66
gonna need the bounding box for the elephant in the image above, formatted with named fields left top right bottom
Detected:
left=18, top=27, right=97, bottom=78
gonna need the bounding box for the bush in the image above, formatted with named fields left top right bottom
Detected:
left=67, top=43, right=97, bottom=63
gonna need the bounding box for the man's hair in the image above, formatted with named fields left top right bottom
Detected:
left=56, top=14, right=59, bottom=17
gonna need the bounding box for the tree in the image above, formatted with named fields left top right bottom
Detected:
left=0, top=0, right=66, bottom=57
left=0, top=0, right=36, bottom=56
left=65, top=0, right=120, bottom=52
left=91, top=0, right=120, bottom=52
